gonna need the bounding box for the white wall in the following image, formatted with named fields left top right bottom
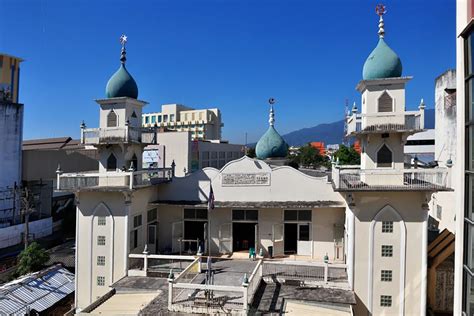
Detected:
left=0, top=217, right=52, bottom=249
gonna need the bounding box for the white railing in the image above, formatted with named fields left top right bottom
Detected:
left=81, top=126, right=156, bottom=145
left=332, top=167, right=450, bottom=191
left=244, top=259, right=263, bottom=306
left=346, top=110, right=423, bottom=135
left=57, top=168, right=173, bottom=190
left=128, top=253, right=197, bottom=277
left=262, top=261, right=348, bottom=285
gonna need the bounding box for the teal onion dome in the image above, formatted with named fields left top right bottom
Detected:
left=362, top=38, right=402, bottom=80
left=256, top=126, right=288, bottom=159
left=255, top=105, right=288, bottom=159
left=106, top=64, right=138, bottom=99
left=105, top=37, right=138, bottom=99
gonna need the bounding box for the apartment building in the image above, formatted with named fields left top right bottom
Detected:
left=142, top=104, right=223, bottom=140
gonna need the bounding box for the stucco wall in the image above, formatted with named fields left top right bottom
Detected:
left=350, top=191, right=427, bottom=316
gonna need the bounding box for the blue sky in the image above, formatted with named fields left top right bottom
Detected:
left=1, top=0, right=455, bottom=144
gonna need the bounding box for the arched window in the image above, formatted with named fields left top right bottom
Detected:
left=378, top=92, right=393, bottom=112
left=107, top=110, right=117, bottom=127
left=377, top=144, right=392, bottom=167
left=106, top=153, right=117, bottom=171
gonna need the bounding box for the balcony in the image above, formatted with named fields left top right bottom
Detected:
left=81, top=126, right=156, bottom=145
left=346, top=110, right=423, bottom=136
left=331, top=166, right=451, bottom=192
left=56, top=168, right=173, bottom=191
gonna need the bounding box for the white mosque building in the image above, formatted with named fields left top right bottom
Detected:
left=58, top=6, right=452, bottom=315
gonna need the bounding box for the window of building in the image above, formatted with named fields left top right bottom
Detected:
left=377, top=144, right=392, bottom=168
left=107, top=110, right=117, bottom=127
left=130, top=230, right=138, bottom=250
left=134, top=214, right=142, bottom=228
left=148, top=209, right=157, bottom=223
left=437, top=205, right=442, bottom=220
left=163, top=115, right=168, bottom=122
left=151, top=116, right=156, bottom=124
left=98, top=216, right=106, bottom=226
left=219, top=152, right=225, bottom=159
left=97, top=276, right=105, bottom=286
left=106, top=153, right=117, bottom=171
left=232, top=210, right=258, bottom=221
left=284, top=210, right=312, bottom=221
left=211, top=152, right=218, bottom=159
left=185, top=113, right=189, bottom=121
left=199, top=112, right=203, bottom=120
left=380, top=295, right=392, bottom=307
left=97, top=256, right=105, bottom=266
left=378, top=91, right=393, bottom=112
left=192, top=113, right=195, bottom=120
left=131, top=111, right=137, bottom=118
left=381, top=270, right=392, bottom=282
left=184, top=208, right=208, bottom=220
left=381, top=245, right=393, bottom=257
left=202, top=152, right=210, bottom=160
left=170, top=114, right=175, bottom=122
left=97, top=236, right=106, bottom=245
left=145, top=116, right=149, bottom=124
left=157, top=115, right=162, bottom=123
left=382, top=221, right=393, bottom=233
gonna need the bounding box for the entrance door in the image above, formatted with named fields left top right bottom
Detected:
left=147, top=223, right=158, bottom=254
left=297, top=223, right=311, bottom=256
left=219, top=223, right=232, bottom=254
left=233, top=222, right=257, bottom=252
left=172, top=221, right=183, bottom=254
left=272, top=223, right=284, bottom=257
left=284, top=223, right=297, bottom=254
left=184, top=221, right=206, bottom=252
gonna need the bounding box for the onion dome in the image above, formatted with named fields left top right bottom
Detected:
left=362, top=5, right=402, bottom=80
left=105, top=34, right=139, bottom=99
left=255, top=104, right=288, bottom=159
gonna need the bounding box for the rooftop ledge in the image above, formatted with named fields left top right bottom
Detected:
left=346, top=110, right=424, bottom=136
left=56, top=168, right=173, bottom=191
left=331, top=167, right=452, bottom=192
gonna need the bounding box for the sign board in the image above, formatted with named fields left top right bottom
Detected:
left=221, top=172, right=271, bottom=187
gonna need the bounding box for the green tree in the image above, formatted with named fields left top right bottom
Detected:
left=16, top=242, right=50, bottom=276
left=334, top=145, right=361, bottom=165
left=297, top=144, right=331, bottom=169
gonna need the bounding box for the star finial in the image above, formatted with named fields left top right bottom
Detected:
left=119, top=34, right=128, bottom=64
left=120, top=34, right=128, bottom=48
left=375, top=4, right=386, bottom=39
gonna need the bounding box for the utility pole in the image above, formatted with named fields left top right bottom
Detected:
left=20, top=187, right=35, bottom=250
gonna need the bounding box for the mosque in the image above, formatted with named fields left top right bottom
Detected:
left=58, top=6, right=452, bottom=315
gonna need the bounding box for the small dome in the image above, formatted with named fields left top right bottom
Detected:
left=106, top=64, right=138, bottom=99
left=256, top=126, right=288, bottom=159
left=362, top=38, right=402, bottom=80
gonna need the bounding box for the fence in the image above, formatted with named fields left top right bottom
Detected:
left=262, top=261, right=348, bottom=285
left=332, top=167, right=450, bottom=191
left=128, top=253, right=196, bottom=277
left=58, top=168, right=173, bottom=190
left=346, top=111, right=423, bottom=135
left=82, top=127, right=156, bottom=145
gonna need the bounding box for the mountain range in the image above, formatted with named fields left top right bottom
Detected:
left=279, top=109, right=435, bottom=147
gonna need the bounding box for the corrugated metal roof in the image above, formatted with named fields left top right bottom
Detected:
left=0, top=264, right=74, bottom=315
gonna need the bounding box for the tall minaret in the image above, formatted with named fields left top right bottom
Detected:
left=81, top=35, right=151, bottom=175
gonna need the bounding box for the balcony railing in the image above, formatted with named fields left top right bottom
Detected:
left=56, top=168, right=173, bottom=191
left=332, top=167, right=451, bottom=191
left=346, top=110, right=423, bottom=136
left=81, top=126, right=156, bottom=145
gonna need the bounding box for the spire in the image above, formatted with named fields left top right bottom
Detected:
left=268, top=97, right=276, bottom=126
left=375, top=4, right=386, bottom=39
left=120, top=34, right=128, bottom=64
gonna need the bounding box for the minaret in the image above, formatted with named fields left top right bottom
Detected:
left=81, top=35, right=153, bottom=177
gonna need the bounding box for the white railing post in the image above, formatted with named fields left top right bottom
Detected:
left=243, top=286, right=249, bottom=312
left=324, top=263, right=328, bottom=283
left=168, top=280, right=174, bottom=310
left=129, top=172, right=134, bottom=190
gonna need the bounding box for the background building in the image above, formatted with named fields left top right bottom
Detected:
left=142, top=104, right=223, bottom=140
left=455, top=2, right=473, bottom=314
left=143, top=131, right=244, bottom=177
left=404, top=129, right=435, bottom=164
left=0, top=54, right=23, bottom=225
